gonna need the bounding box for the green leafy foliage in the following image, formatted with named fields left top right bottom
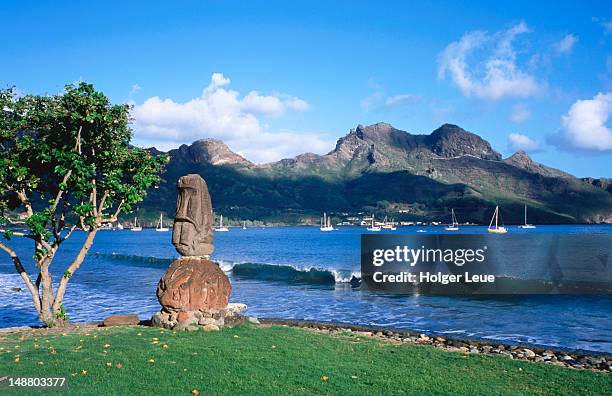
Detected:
left=54, top=303, right=69, bottom=321
left=0, top=82, right=167, bottom=238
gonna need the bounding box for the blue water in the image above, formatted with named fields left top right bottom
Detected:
left=1, top=225, right=611, bottom=353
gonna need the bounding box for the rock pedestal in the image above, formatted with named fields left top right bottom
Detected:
left=157, top=257, right=231, bottom=311
left=152, top=302, right=248, bottom=331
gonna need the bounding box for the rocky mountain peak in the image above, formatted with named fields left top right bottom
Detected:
left=504, top=150, right=572, bottom=179
left=426, top=124, right=501, bottom=160
left=506, top=150, right=533, bottom=165
left=172, top=138, right=252, bottom=166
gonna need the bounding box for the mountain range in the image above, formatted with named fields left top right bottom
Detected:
left=140, top=123, right=612, bottom=224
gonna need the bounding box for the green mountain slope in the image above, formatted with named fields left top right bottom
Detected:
left=138, top=123, right=612, bottom=225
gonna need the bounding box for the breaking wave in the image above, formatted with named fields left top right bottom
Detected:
left=93, top=252, right=174, bottom=267
left=219, top=261, right=361, bottom=286
left=94, top=253, right=361, bottom=286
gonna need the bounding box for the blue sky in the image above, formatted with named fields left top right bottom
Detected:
left=2, top=1, right=612, bottom=176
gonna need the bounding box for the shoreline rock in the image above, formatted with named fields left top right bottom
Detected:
left=102, top=314, right=141, bottom=327
left=260, top=319, right=612, bottom=373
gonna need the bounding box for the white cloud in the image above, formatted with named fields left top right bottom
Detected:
left=241, top=91, right=309, bottom=116
left=360, top=91, right=384, bottom=111
left=507, top=133, right=541, bottom=153
left=509, top=103, right=530, bottom=123
left=438, top=22, right=542, bottom=100
left=384, top=94, right=420, bottom=107
left=593, top=17, right=612, bottom=35
left=550, top=92, right=612, bottom=152
left=553, top=34, right=578, bottom=55
left=209, top=72, right=231, bottom=88
left=360, top=91, right=420, bottom=110
left=132, top=73, right=330, bottom=163
left=129, top=84, right=141, bottom=96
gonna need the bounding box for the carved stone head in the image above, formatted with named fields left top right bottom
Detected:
left=172, top=174, right=214, bottom=256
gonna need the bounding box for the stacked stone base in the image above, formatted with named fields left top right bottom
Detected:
left=151, top=303, right=248, bottom=331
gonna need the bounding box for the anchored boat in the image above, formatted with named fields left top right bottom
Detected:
left=444, top=208, right=460, bottom=231
left=366, top=216, right=381, bottom=232
left=130, top=217, right=142, bottom=232
left=487, top=206, right=507, bottom=234
left=155, top=213, right=169, bottom=232
left=518, top=205, right=536, bottom=229
left=320, top=212, right=334, bottom=231
left=214, top=214, right=230, bottom=232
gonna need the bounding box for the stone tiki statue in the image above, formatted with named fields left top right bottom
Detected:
left=172, top=174, right=214, bottom=257
left=153, top=174, right=240, bottom=330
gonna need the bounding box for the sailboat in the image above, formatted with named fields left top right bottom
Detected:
left=214, top=214, right=230, bottom=232
left=444, top=209, right=460, bottom=231
left=518, top=205, right=536, bottom=229
left=320, top=212, right=334, bottom=231
left=242, top=221, right=247, bottom=230
left=155, top=213, right=169, bottom=232
left=487, top=206, right=507, bottom=234
left=130, top=217, right=142, bottom=232
left=366, top=216, right=381, bottom=232
left=115, top=223, right=124, bottom=230
left=381, top=216, right=396, bottom=230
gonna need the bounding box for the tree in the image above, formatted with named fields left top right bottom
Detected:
left=0, top=83, right=167, bottom=326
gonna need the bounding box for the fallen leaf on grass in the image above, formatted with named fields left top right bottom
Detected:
left=351, top=376, right=358, bottom=379
left=38, top=361, right=43, bottom=365
left=191, top=390, right=200, bottom=395
left=136, top=333, right=142, bottom=336
left=103, top=344, right=111, bottom=348
left=115, top=363, right=122, bottom=369
left=321, top=376, right=329, bottom=382
left=271, top=345, right=276, bottom=349
left=233, top=335, right=239, bottom=338
left=106, top=362, right=112, bottom=367
left=81, top=370, right=87, bottom=376
left=14, top=357, right=20, bottom=363
left=148, top=359, right=155, bottom=363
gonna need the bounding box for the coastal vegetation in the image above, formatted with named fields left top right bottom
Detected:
left=0, top=83, right=166, bottom=327
left=0, top=325, right=609, bottom=395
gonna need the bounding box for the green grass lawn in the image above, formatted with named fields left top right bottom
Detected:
left=0, top=324, right=609, bottom=395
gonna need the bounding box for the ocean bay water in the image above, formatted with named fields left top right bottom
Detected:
left=0, top=225, right=611, bottom=353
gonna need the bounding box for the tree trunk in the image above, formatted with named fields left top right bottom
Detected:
left=51, top=229, right=98, bottom=315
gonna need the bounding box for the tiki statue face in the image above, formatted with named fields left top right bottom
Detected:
left=172, top=174, right=214, bottom=256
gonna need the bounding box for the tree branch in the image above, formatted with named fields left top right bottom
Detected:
left=15, top=190, right=33, bottom=217
left=0, top=241, right=41, bottom=313
left=0, top=228, right=35, bottom=239
left=52, top=228, right=98, bottom=312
